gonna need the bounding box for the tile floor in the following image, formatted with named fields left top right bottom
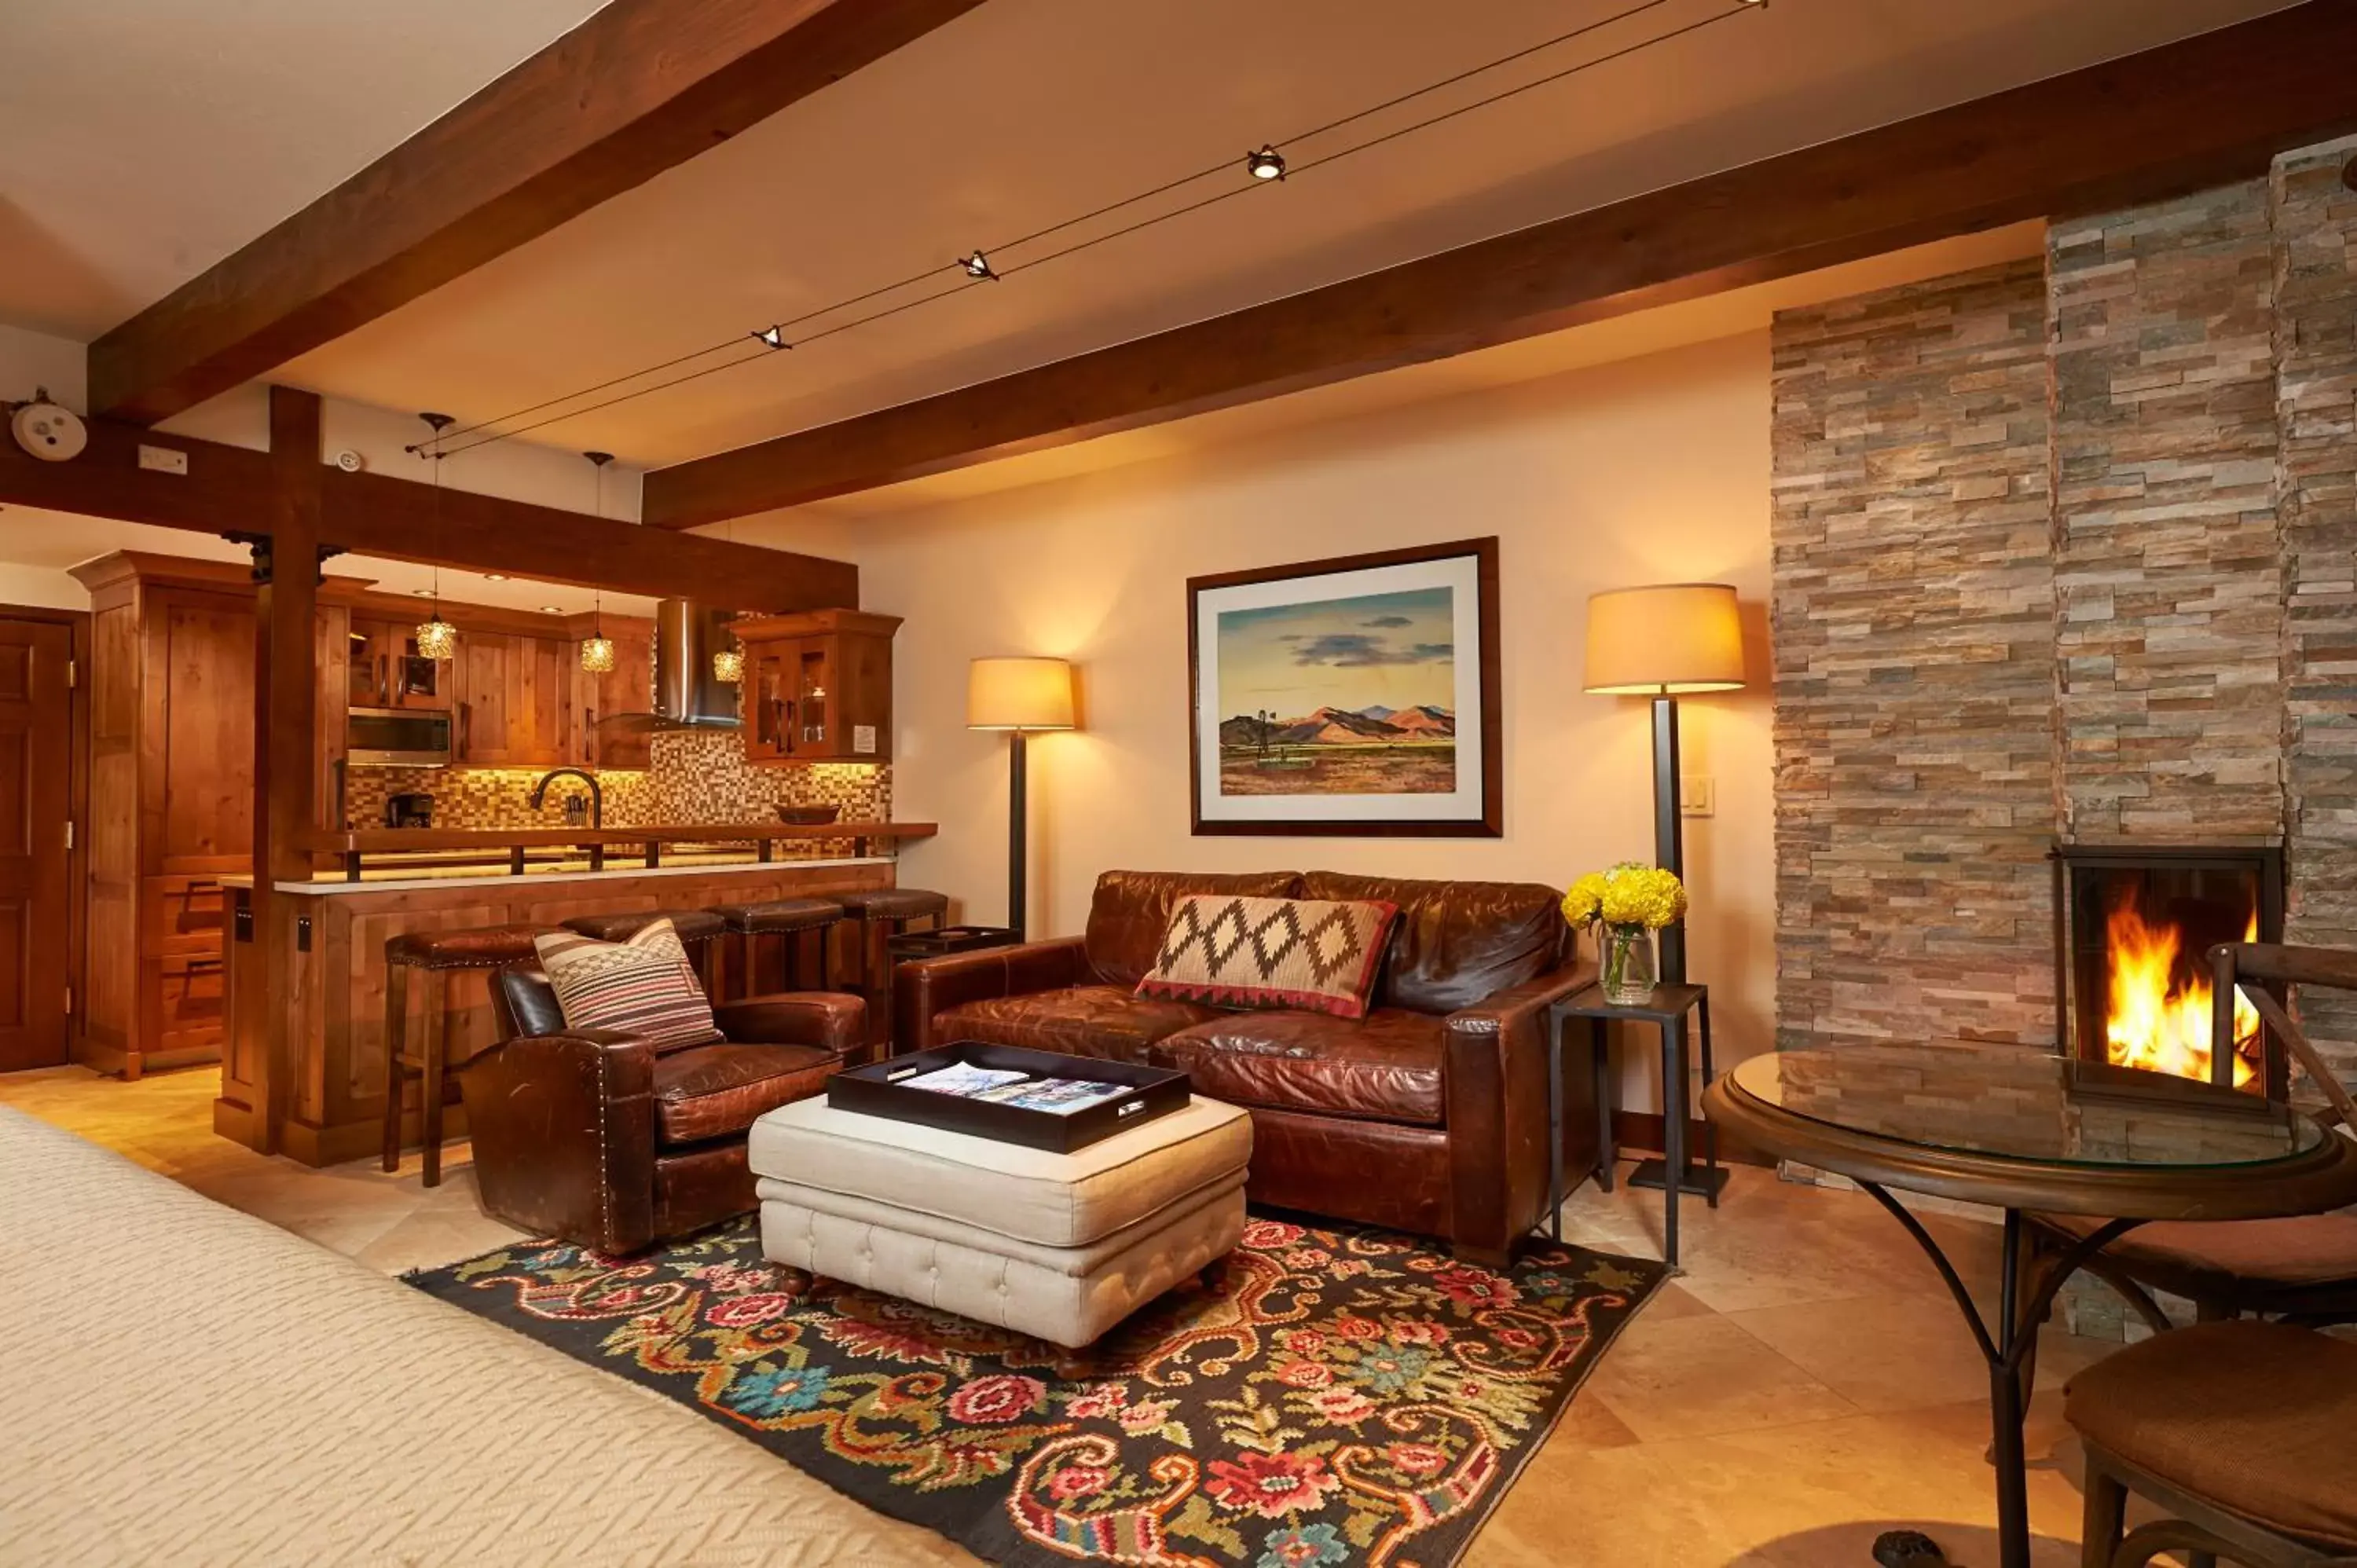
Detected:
left=2, top=1063, right=2128, bottom=1567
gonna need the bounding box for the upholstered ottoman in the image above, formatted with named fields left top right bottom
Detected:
left=747, top=1095, right=1251, bottom=1349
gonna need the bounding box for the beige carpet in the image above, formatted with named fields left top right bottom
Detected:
left=0, top=1105, right=975, bottom=1568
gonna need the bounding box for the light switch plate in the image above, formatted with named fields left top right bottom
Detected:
left=137, top=444, right=189, bottom=475
left=1680, top=773, right=1715, bottom=817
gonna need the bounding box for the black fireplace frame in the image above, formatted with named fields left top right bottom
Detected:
left=2050, top=842, right=2287, bottom=1101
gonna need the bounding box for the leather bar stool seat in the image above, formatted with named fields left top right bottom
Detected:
left=380, top=924, right=542, bottom=1187
left=708, top=897, right=845, bottom=1002
left=559, top=909, right=725, bottom=994
left=831, top=888, right=950, bottom=1049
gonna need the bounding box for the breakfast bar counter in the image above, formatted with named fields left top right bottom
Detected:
left=214, top=827, right=936, bottom=1166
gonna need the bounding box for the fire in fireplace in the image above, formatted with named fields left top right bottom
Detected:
left=2053, top=845, right=2286, bottom=1096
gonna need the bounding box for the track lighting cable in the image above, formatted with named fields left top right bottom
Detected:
left=421, top=0, right=1764, bottom=459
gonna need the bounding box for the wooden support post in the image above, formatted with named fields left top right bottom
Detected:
left=248, top=387, right=324, bottom=1156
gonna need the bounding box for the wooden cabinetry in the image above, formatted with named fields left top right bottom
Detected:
left=566, top=614, right=654, bottom=771
left=71, top=554, right=263, bottom=1077
left=732, top=609, right=899, bottom=764
left=346, top=617, right=444, bottom=709
left=449, top=631, right=571, bottom=767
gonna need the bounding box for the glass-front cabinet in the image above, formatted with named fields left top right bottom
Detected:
left=734, top=609, right=900, bottom=764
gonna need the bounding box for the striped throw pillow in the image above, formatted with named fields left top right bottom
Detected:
left=533, top=918, right=720, bottom=1051
left=1136, top=895, right=1398, bottom=1020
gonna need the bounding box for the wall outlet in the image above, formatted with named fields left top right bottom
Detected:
left=1680, top=773, right=1715, bottom=817
left=137, top=444, right=189, bottom=475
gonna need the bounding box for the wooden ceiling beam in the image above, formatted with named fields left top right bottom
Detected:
left=641, top=1, right=2357, bottom=526
left=87, top=0, right=991, bottom=424
left=0, top=413, right=855, bottom=611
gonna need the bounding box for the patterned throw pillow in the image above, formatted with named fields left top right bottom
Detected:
left=1136, top=895, right=1398, bottom=1020
left=532, top=918, right=720, bottom=1051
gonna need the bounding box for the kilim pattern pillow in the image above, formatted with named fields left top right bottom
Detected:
left=532, top=918, right=720, bottom=1051
left=1136, top=894, right=1398, bottom=1020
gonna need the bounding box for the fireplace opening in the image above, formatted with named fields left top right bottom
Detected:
left=2053, top=845, right=2286, bottom=1098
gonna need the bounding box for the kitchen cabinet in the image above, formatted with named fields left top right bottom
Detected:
left=346, top=617, right=444, bottom=709
left=449, top=632, right=571, bottom=767
left=731, top=609, right=900, bottom=764
left=567, top=614, right=654, bottom=771
left=71, top=554, right=270, bottom=1076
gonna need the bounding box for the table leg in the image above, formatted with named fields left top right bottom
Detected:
left=1590, top=1017, right=1615, bottom=1192
left=1698, top=994, right=1721, bottom=1208
left=1662, top=1020, right=1685, bottom=1267
left=1853, top=1186, right=2141, bottom=1568
left=1546, top=1009, right=1565, bottom=1245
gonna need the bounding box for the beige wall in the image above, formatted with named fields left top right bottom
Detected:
left=853, top=333, right=1776, bottom=1105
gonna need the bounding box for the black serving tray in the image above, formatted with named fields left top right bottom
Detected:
left=827, top=1042, right=1190, bottom=1154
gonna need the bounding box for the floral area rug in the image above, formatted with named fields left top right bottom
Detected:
left=407, top=1213, right=1662, bottom=1567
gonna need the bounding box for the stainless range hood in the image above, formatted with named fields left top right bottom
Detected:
left=600, top=599, right=741, bottom=732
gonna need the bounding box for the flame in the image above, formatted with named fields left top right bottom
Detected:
left=2103, top=899, right=2260, bottom=1087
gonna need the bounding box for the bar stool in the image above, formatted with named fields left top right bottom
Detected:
left=706, top=896, right=845, bottom=1000
left=381, top=924, right=541, bottom=1187
left=558, top=909, right=727, bottom=995
left=830, top=888, right=949, bottom=1048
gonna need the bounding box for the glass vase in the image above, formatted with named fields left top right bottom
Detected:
left=1600, top=925, right=1657, bottom=1006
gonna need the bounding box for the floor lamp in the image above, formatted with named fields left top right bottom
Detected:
left=1582, top=583, right=1747, bottom=986
left=967, top=657, right=1075, bottom=940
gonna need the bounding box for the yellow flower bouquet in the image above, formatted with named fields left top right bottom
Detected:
left=1562, top=862, right=1686, bottom=1004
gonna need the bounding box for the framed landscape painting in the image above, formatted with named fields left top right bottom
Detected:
left=1188, top=537, right=1501, bottom=836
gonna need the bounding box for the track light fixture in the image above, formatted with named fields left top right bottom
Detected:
left=414, top=2, right=1769, bottom=460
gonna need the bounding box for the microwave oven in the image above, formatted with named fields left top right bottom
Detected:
left=346, top=705, right=453, bottom=768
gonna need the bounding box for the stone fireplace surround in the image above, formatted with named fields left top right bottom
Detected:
left=1770, top=135, right=2357, bottom=1104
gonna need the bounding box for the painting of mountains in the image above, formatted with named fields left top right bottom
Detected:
left=1210, top=585, right=1459, bottom=797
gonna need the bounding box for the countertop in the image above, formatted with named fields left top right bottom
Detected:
left=222, top=852, right=896, bottom=896
left=297, top=821, right=936, bottom=854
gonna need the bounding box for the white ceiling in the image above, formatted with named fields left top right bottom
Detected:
left=0, top=0, right=2298, bottom=481
left=0, top=0, right=611, bottom=339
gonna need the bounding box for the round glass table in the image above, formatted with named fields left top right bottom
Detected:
left=1704, top=1046, right=2357, bottom=1568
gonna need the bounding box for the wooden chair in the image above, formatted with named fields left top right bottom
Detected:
left=2027, top=943, right=2357, bottom=1335
left=2068, top=1320, right=2357, bottom=1566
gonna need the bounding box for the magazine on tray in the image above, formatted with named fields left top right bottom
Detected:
left=973, top=1076, right=1131, bottom=1116
left=898, top=1062, right=1032, bottom=1098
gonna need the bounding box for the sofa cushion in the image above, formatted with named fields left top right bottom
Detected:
left=1154, top=1008, right=1448, bottom=1127
left=1303, top=871, right=1568, bottom=1014
left=652, top=1042, right=840, bottom=1145
left=533, top=918, right=720, bottom=1052
left=1137, top=894, right=1398, bottom=1020
left=936, top=984, right=1222, bottom=1064
left=1083, top=870, right=1303, bottom=987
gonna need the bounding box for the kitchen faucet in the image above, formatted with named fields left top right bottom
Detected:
left=527, top=768, right=603, bottom=829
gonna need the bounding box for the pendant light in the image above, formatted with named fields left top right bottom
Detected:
left=578, top=452, right=618, bottom=673
left=711, top=512, right=744, bottom=683
left=414, top=414, right=459, bottom=661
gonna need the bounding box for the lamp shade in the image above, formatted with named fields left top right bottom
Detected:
left=967, top=657, right=1075, bottom=731
left=1583, top=583, right=1746, bottom=694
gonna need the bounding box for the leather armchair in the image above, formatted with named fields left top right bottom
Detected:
left=459, top=967, right=864, bottom=1254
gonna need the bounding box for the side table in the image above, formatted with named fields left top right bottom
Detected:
left=1544, top=982, right=1723, bottom=1267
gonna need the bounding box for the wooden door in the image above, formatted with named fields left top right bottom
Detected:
left=454, top=633, right=567, bottom=767
left=0, top=620, right=74, bottom=1071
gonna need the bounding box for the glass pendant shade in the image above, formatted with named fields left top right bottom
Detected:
left=712, top=646, right=744, bottom=684
left=579, top=635, right=616, bottom=674
left=415, top=615, right=458, bottom=662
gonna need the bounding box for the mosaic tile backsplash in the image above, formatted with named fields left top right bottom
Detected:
left=343, top=731, right=888, bottom=837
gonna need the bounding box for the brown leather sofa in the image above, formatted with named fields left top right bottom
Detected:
left=896, top=870, right=1596, bottom=1265
left=459, top=969, right=865, bottom=1254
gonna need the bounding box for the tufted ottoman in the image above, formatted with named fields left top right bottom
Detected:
left=747, top=1094, right=1251, bottom=1350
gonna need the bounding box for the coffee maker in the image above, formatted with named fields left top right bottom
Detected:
left=385, top=793, right=434, bottom=829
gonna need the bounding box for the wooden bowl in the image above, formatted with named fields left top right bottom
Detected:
left=775, top=804, right=842, bottom=826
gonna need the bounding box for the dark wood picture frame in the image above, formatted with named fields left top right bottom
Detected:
left=1187, top=537, right=1502, bottom=837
